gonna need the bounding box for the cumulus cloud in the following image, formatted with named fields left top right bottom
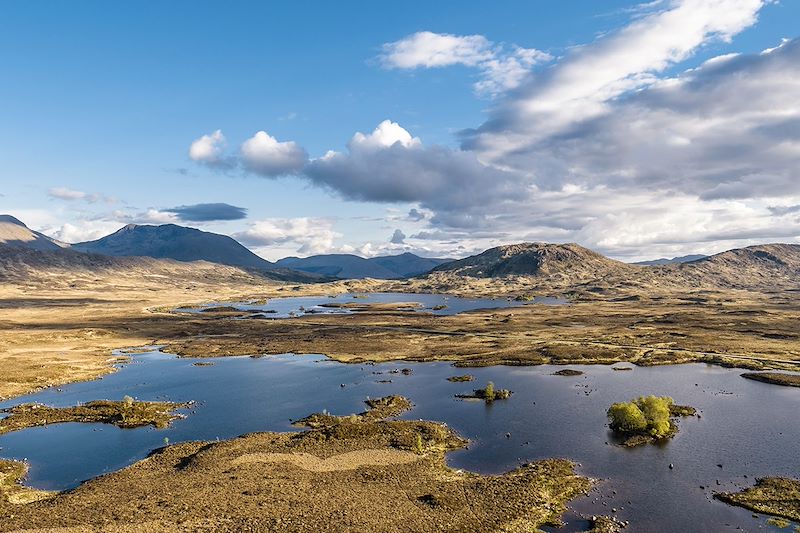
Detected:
left=380, top=31, right=552, bottom=95
left=49, top=220, right=127, bottom=243
left=189, top=129, right=230, bottom=167
left=389, top=229, right=406, bottom=244
left=305, top=120, right=522, bottom=216
left=240, top=131, right=308, bottom=176
left=164, top=202, right=248, bottom=222
left=234, top=217, right=340, bottom=256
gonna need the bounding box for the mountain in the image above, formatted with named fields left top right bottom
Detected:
left=275, top=252, right=451, bottom=279
left=0, top=215, right=66, bottom=251
left=634, top=254, right=707, bottom=266
left=431, top=242, right=631, bottom=280
left=73, top=224, right=275, bottom=270
left=661, top=244, right=800, bottom=289
left=405, top=242, right=800, bottom=295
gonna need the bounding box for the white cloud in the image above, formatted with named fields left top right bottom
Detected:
left=380, top=31, right=552, bottom=96
left=240, top=131, right=308, bottom=177
left=189, top=129, right=228, bottom=166
left=380, top=31, right=494, bottom=68
left=465, top=0, right=767, bottom=160
left=234, top=217, right=341, bottom=257
left=305, top=120, right=522, bottom=210
left=350, top=119, right=421, bottom=149
left=47, top=187, right=114, bottom=204
left=48, top=220, right=127, bottom=243
left=183, top=0, right=799, bottom=260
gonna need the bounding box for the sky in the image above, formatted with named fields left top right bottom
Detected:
left=1, top=0, right=799, bottom=262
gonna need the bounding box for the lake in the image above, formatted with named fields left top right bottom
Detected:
left=174, top=291, right=568, bottom=317
left=1, top=351, right=798, bottom=532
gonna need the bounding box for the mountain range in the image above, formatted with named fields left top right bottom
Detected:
left=0, top=218, right=453, bottom=281
left=2, top=215, right=799, bottom=292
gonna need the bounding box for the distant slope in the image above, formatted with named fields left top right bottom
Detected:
left=634, top=254, right=707, bottom=266
left=275, top=252, right=451, bottom=279
left=0, top=215, right=66, bottom=251
left=73, top=224, right=275, bottom=270
left=660, top=244, right=800, bottom=290
left=0, top=244, right=281, bottom=287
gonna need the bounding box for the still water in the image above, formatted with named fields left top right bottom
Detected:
left=174, top=291, right=568, bottom=317
left=1, top=351, right=797, bottom=532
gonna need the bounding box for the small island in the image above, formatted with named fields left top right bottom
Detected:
left=741, top=372, right=800, bottom=388
left=716, top=477, right=800, bottom=525
left=607, top=395, right=696, bottom=447
left=447, top=374, right=475, bottom=382
left=0, top=397, right=188, bottom=435
left=456, top=381, right=512, bottom=403
left=553, top=369, right=584, bottom=376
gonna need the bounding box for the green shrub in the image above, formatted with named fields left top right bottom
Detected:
left=484, top=382, right=496, bottom=402
left=608, top=396, right=676, bottom=439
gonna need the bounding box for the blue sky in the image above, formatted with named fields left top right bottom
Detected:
left=1, top=0, right=799, bottom=260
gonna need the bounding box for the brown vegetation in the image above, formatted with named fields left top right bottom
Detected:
left=741, top=372, right=800, bottom=388
left=0, top=397, right=593, bottom=532
left=0, top=399, right=187, bottom=435
left=716, top=477, right=800, bottom=523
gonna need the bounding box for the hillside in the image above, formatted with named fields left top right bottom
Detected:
left=661, top=244, right=800, bottom=290
left=0, top=215, right=66, bottom=251
left=275, top=252, right=450, bottom=279
left=0, top=244, right=295, bottom=288
left=393, top=242, right=800, bottom=296
left=73, top=224, right=274, bottom=270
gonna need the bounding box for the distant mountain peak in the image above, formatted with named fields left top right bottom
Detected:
left=72, top=222, right=274, bottom=270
